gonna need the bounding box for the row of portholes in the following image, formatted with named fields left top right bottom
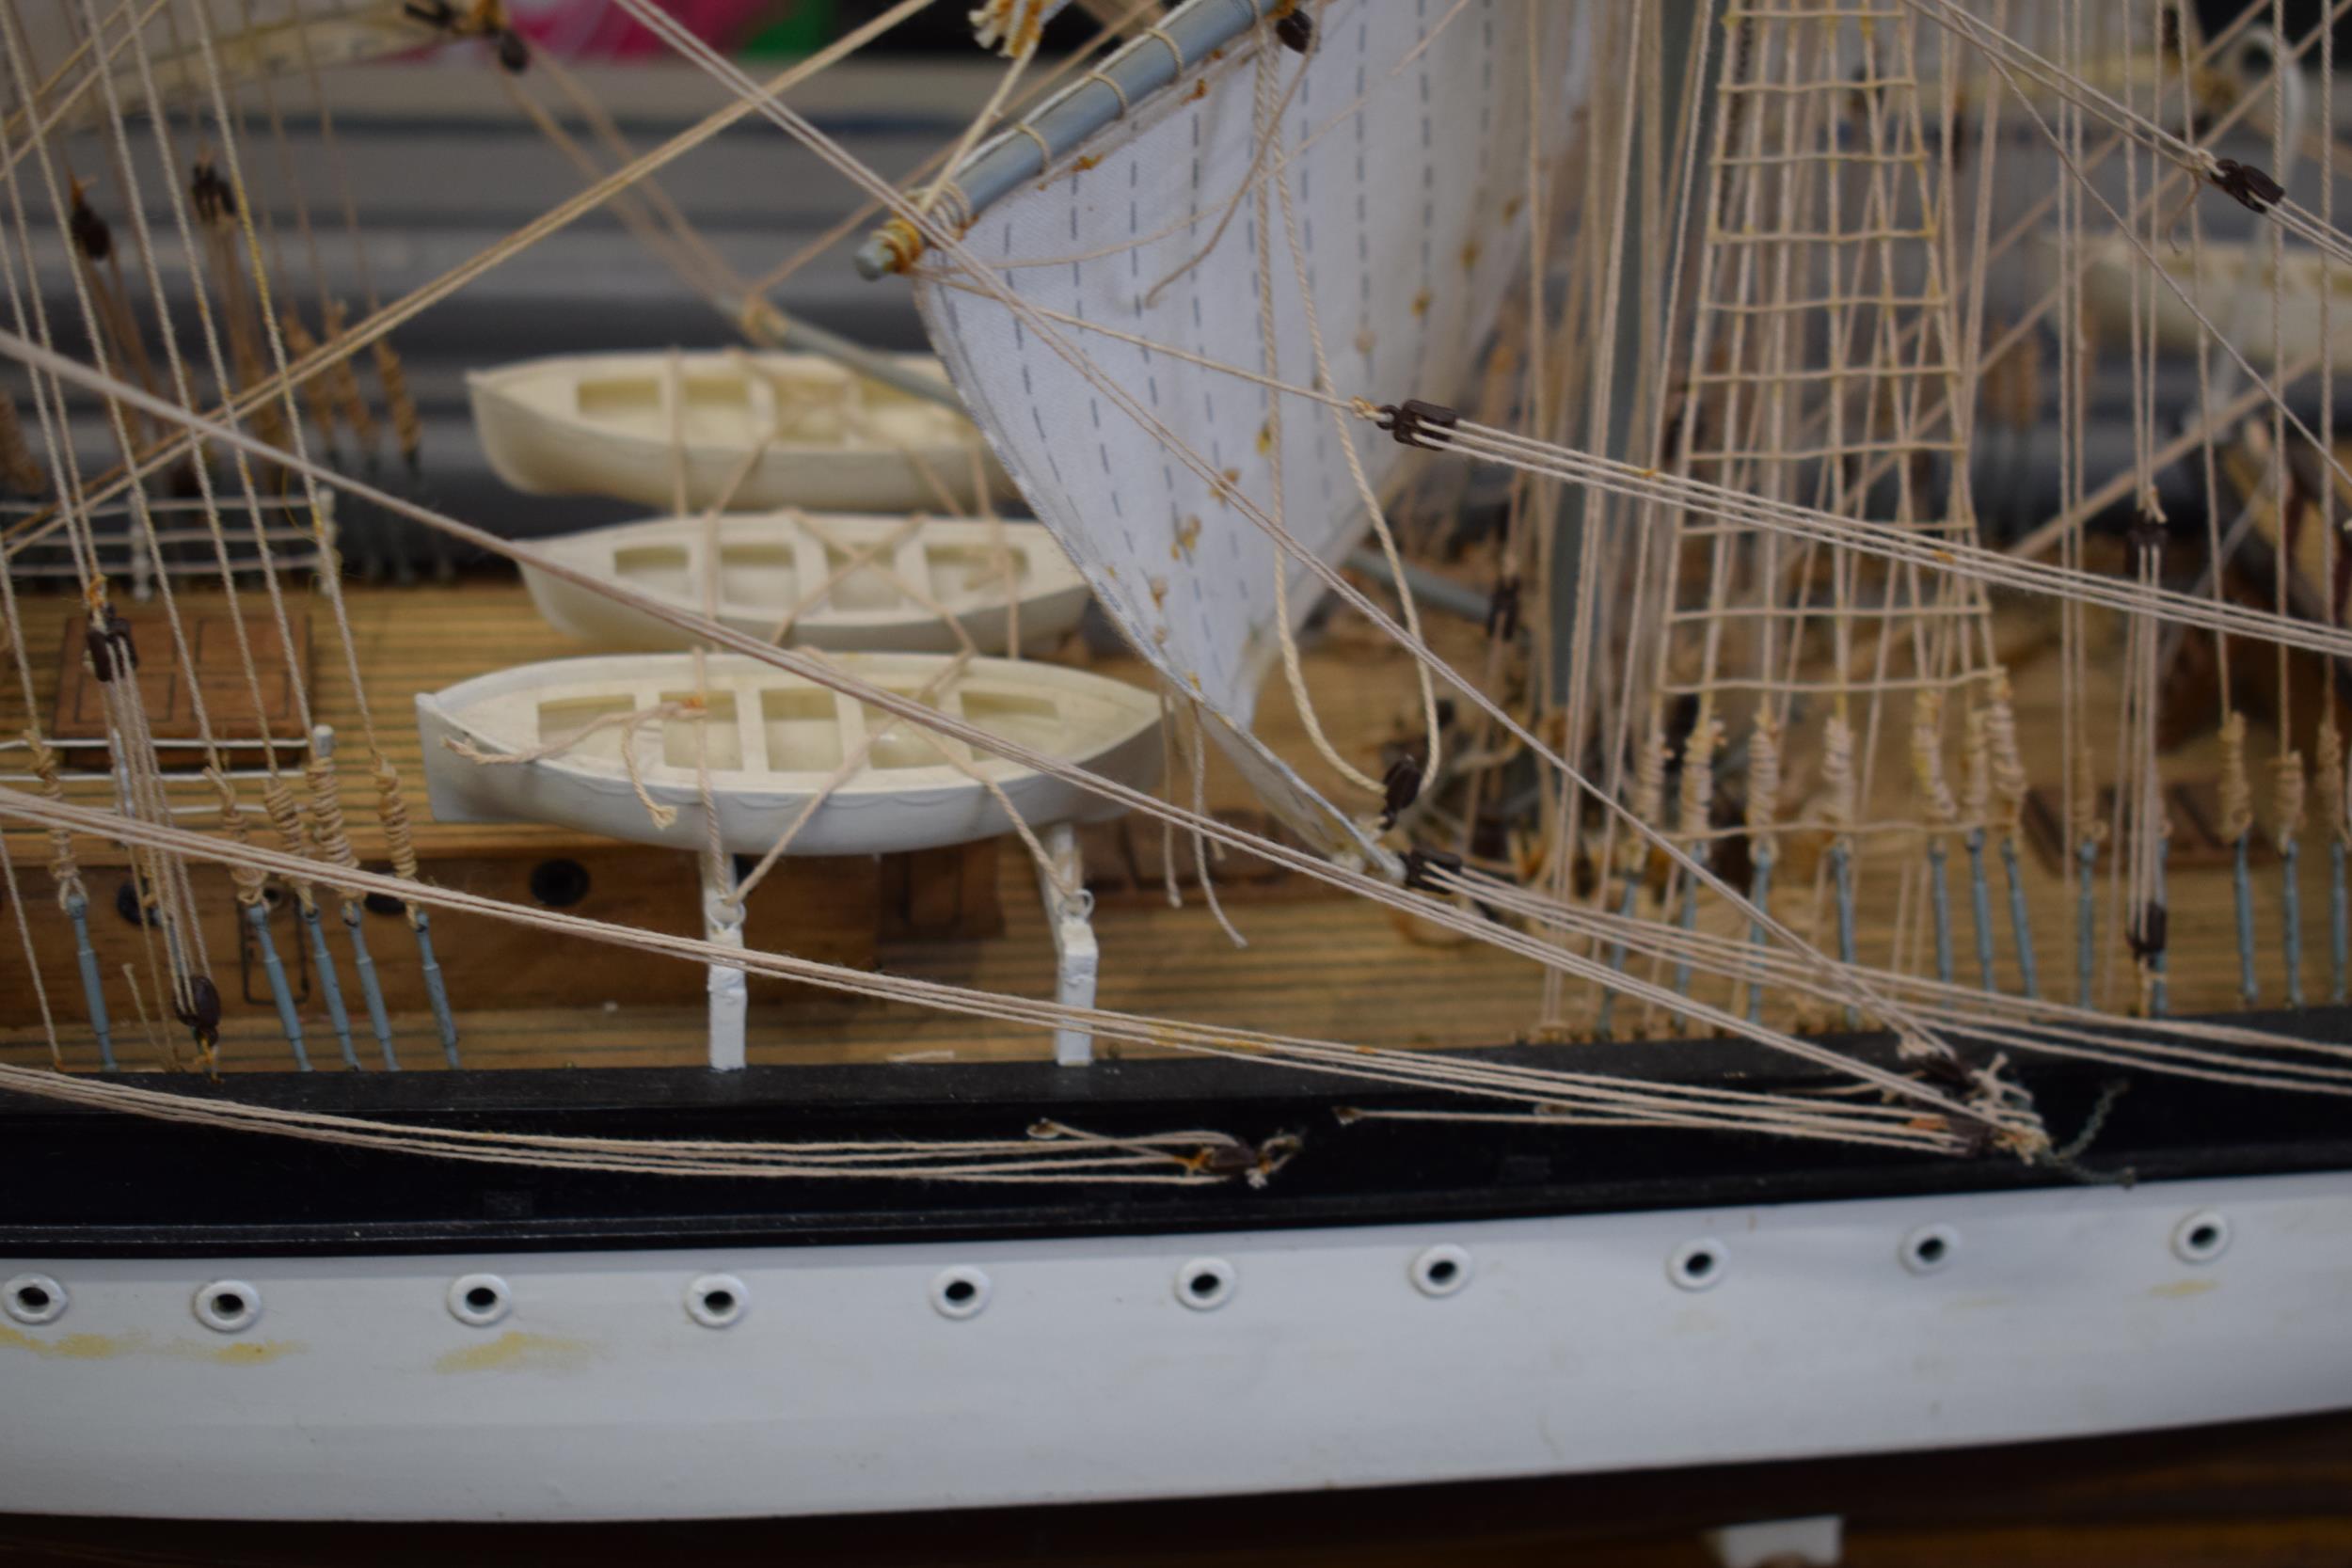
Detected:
left=930, top=1244, right=1473, bottom=1321
left=1668, top=1208, right=2234, bottom=1294
left=440, top=1273, right=751, bottom=1332
left=0, top=1251, right=1468, bottom=1333
left=0, top=1212, right=2233, bottom=1332
left=0, top=1271, right=752, bottom=1334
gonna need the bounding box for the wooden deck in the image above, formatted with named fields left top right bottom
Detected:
left=1, top=575, right=1557, bottom=1070
left=0, top=571, right=2336, bottom=1073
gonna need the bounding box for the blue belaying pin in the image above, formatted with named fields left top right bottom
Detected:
left=2233, top=834, right=2259, bottom=1007
left=1926, top=838, right=1955, bottom=986
left=1997, top=837, right=2038, bottom=999
left=2281, top=836, right=2305, bottom=1009
left=1964, top=828, right=1996, bottom=990
left=298, top=897, right=358, bottom=1069
left=1592, top=875, right=1641, bottom=1041
left=64, top=891, right=113, bottom=1069
left=1830, top=842, right=1859, bottom=1029
left=412, top=911, right=460, bottom=1068
left=244, top=898, right=308, bottom=1069
left=2331, top=836, right=2346, bottom=1004
left=342, top=906, right=399, bottom=1070
left=2075, top=838, right=2098, bottom=1007
left=1743, top=850, right=1772, bottom=1024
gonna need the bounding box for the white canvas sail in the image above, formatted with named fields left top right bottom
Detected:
left=914, top=0, right=1584, bottom=859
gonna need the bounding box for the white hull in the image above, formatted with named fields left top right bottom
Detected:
left=468, top=350, right=1017, bottom=514
left=519, top=511, right=1092, bottom=656
left=2083, top=236, right=2352, bottom=368
left=4, top=1170, right=2347, bottom=1520
left=416, top=652, right=1162, bottom=856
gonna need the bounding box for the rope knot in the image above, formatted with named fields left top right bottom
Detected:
left=1677, top=718, right=1724, bottom=841
left=1909, top=690, right=1961, bottom=832
left=870, top=217, right=925, bottom=277
left=2319, top=715, right=2348, bottom=848
left=738, top=296, right=788, bottom=343
left=1980, top=683, right=2029, bottom=827
left=373, top=755, right=423, bottom=892
left=2218, top=710, right=2254, bottom=844
left=1623, top=726, right=1673, bottom=873
left=2274, top=750, right=2309, bottom=845
left=1743, top=712, right=1782, bottom=841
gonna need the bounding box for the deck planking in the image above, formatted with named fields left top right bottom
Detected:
left=1, top=574, right=2336, bottom=1073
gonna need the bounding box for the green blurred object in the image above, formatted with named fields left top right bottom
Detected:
left=742, top=0, right=835, bottom=55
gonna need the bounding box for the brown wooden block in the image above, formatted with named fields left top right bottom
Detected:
left=53, top=607, right=311, bottom=769
left=1074, top=820, right=1136, bottom=895
left=880, top=839, right=1005, bottom=940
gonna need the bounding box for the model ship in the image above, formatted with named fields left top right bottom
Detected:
left=1, top=0, right=2349, bottom=1533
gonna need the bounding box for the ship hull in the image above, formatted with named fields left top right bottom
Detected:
left=1, top=1170, right=2347, bottom=1521
left=3, top=1031, right=2348, bottom=1522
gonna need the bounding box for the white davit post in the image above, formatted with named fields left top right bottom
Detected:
left=1039, top=821, right=1097, bottom=1066
left=701, top=851, right=748, bottom=1071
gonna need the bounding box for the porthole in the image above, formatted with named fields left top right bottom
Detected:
left=930, top=1266, right=990, bottom=1320
left=1410, top=1244, right=1471, bottom=1298
left=447, top=1273, right=512, bottom=1327
left=687, top=1274, right=748, bottom=1329
left=194, top=1278, right=262, bottom=1334
left=3, top=1273, right=66, bottom=1326
left=1668, top=1238, right=1726, bottom=1292
left=1175, top=1257, right=1235, bottom=1311
left=1901, top=1223, right=1959, bottom=1276
left=2173, top=1210, right=2231, bottom=1265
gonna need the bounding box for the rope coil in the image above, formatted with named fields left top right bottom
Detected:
left=1820, top=717, right=1858, bottom=835
left=320, top=300, right=378, bottom=451
left=261, top=772, right=318, bottom=911
left=2219, top=710, right=2255, bottom=844
left=1981, top=685, right=2029, bottom=827
left=25, top=730, right=85, bottom=908
left=1678, top=718, right=1724, bottom=841
left=2275, top=750, right=2309, bottom=846
left=1911, top=690, right=1961, bottom=832
left=208, top=766, right=268, bottom=904
left=1963, top=705, right=1994, bottom=829
left=1627, top=725, right=1672, bottom=871
left=1744, top=713, right=1781, bottom=839
left=2319, top=716, right=2348, bottom=848
left=304, top=754, right=363, bottom=904
left=372, top=338, right=421, bottom=468
left=276, top=309, right=340, bottom=445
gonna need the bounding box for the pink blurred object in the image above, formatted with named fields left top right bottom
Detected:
left=507, top=0, right=778, bottom=58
